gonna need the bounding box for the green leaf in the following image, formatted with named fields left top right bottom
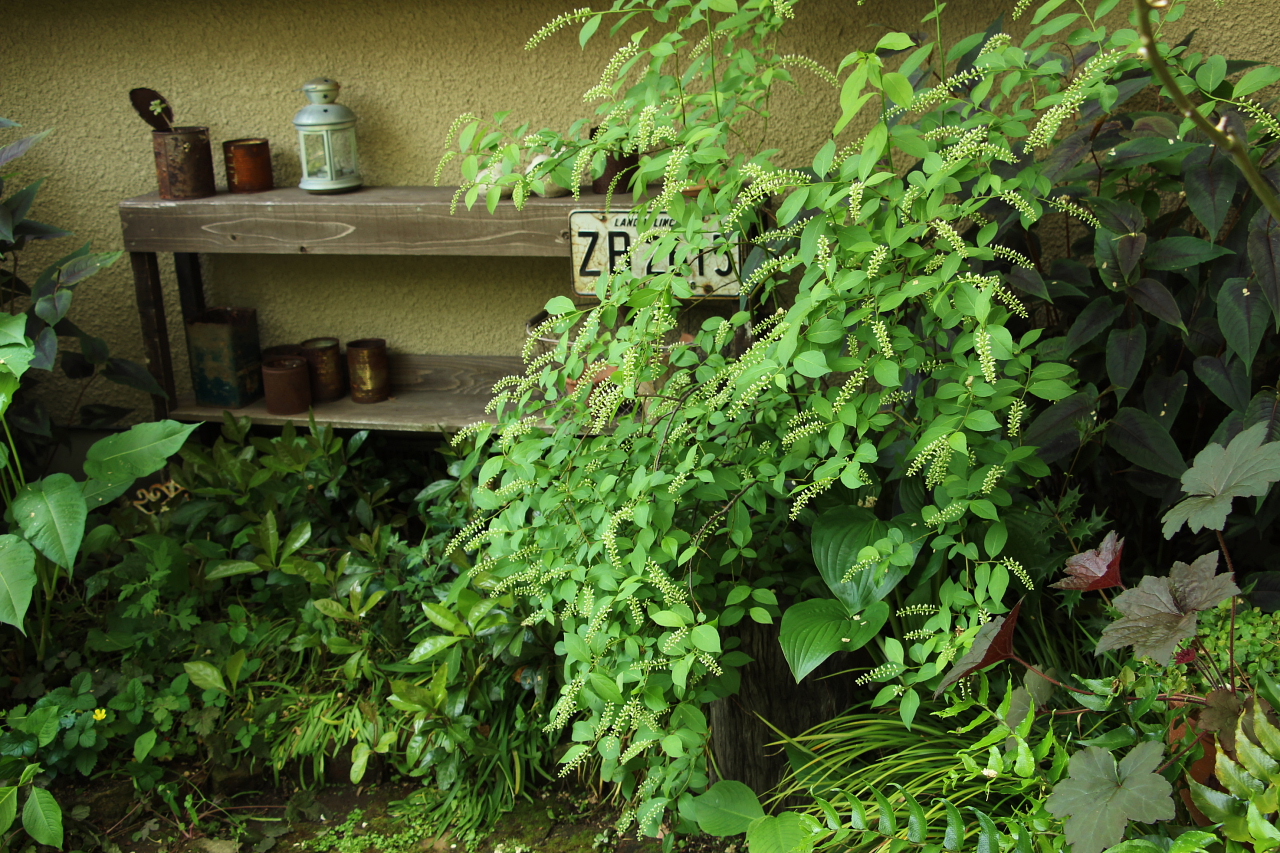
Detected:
left=745, top=812, right=824, bottom=853
left=184, top=661, right=228, bottom=694
left=690, top=624, right=721, bottom=654
left=811, top=506, right=906, bottom=613
left=204, top=560, right=263, bottom=580
left=13, top=473, right=87, bottom=568
left=350, top=742, right=372, bottom=784
left=779, top=599, right=888, bottom=682
left=0, top=535, right=36, bottom=632
left=872, top=359, right=899, bottom=387
left=1107, top=407, right=1186, bottom=479
left=881, top=71, right=913, bottom=107
left=1234, top=64, right=1280, bottom=97
left=22, top=786, right=63, bottom=849
left=83, top=420, right=197, bottom=484
left=1217, top=278, right=1270, bottom=372
left=407, top=634, right=462, bottom=663
left=545, top=295, right=576, bottom=315
left=313, top=598, right=355, bottom=622
left=875, top=32, right=915, bottom=51
left=578, top=13, right=601, bottom=48
left=0, top=786, right=17, bottom=836
left=793, top=350, right=831, bottom=379
left=1162, top=423, right=1280, bottom=537
left=1045, top=742, right=1174, bottom=853
left=133, top=729, right=157, bottom=762
left=689, top=780, right=765, bottom=836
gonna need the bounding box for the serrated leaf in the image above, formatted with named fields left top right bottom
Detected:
left=1045, top=742, right=1174, bottom=853
left=934, top=600, right=1023, bottom=697
left=779, top=599, right=888, bottom=682
left=1053, top=530, right=1123, bottom=591
left=689, top=780, right=764, bottom=836
left=1162, top=423, right=1280, bottom=536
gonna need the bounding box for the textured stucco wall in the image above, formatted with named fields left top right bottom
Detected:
left=2, top=0, right=1277, bottom=422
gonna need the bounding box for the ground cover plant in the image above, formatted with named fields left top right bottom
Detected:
left=436, top=0, right=1280, bottom=849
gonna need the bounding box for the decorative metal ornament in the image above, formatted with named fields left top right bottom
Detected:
left=293, top=78, right=362, bottom=193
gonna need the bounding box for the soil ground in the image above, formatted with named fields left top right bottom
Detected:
left=49, top=778, right=734, bottom=853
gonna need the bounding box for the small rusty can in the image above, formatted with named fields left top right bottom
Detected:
left=347, top=338, right=390, bottom=403
left=223, top=138, right=273, bottom=193
left=153, top=127, right=217, bottom=200
left=301, top=337, right=345, bottom=403
left=261, top=343, right=304, bottom=361
left=262, top=356, right=311, bottom=416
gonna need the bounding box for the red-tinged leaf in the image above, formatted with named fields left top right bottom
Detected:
left=1248, top=208, right=1280, bottom=325
left=1053, top=531, right=1124, bottom=591
left=934, top=600, right=1023, bottom=697
left=1128, top=278, right=1186, bottom=331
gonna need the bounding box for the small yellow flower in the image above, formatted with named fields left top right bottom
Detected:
left=93, top=708, right=107, bottom=721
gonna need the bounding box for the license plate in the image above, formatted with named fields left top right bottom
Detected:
left=569, top=210, right=740, bottom=298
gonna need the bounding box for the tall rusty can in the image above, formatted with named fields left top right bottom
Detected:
left=186, top=307, right=261, bottom=407
left=153, top=127, right=217, bottom=200
left=262, top=357, right=311, bottom=415
left=347, top=338, right=389, bottom=403
left=301, top=337, right=345, bottom=403
left=223, top=138, right=273, bottom=193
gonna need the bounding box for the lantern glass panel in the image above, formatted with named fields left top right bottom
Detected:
left=330, top=129, right=358, bottom=180
left=302, top=132, right=329, bottom=180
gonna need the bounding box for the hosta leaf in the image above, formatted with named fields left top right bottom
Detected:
left=934, top=600, right=1022, bottom=697
left=779, top=599, right=888, bottom=682
left=1052, top=530, right=1123, bottom=591
left=1162, top=423, right=1280, bottom=537
left=745, top=812, right=824, bottom=853
left=811, top=506, right=906, bottom=613
left=1044, top=742, right=1174, bottom=853
left=1096, top=553, right=1238, bottom=664
left=689, top=780, right=765, bottom=836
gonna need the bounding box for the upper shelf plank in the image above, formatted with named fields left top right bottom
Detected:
left=118, top=186, right=599, bottom=256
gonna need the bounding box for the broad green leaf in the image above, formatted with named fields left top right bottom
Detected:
left=881, top=71, right=913, bottom=107
left=793, top=350, right=830, bottom=379
left=312, top=598, right=355, bottom=622
left=350, top=742, right=372, bottom=783
left=811, top=506, right=906, bottom=612
left=1045, top=742, right=1174, bottom=853
left=872, top=358, right=899, bottom=387
left=205, top=560, right=263, bottom=580
left=0, top=786, right=17, bottom=836
left=1107, top=407, right=1186, bottom=479
left=876, top=32, right=915, bottom=51
left=1234, top=64, right=1280, bottom=97
left=1162, top=423, right=1280, bottom=537
left=689, top=780, right=764, bottom=836
left=13, top=473, right=86, bottom=568
left=83, top=420, right=198, bottom=483
left=690, top=624, right=721, bottom=654
left=545, top=295, right=576, bottom=315
left=0, top=535, right=36, bottom=632
left=133, top=729, right=157, bottom=762
left=745, top=812, right=824, bottom=853
left=22, top=786, right=63, bottom=848
left=779, top=599, right=888, bottom=682
left=184, top=660, right=228, bottom=693
left=407, top=634, right=462, bottom=663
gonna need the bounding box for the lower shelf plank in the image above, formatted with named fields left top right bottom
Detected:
left=170, top=388, right=498, bottom=432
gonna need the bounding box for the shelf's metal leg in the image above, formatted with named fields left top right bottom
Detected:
left=130, top=251, right=175, bottom=419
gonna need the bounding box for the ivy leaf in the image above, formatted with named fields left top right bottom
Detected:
left=1052, top=530, right=1124, bottom=591
left=933, top=600, right=1022, bottom=697
left=1162, top=423, right=1280, bottom=538
left=1045, top=741, right=1174, bottom=853
left=1095, top=552, right=1239, bottom=664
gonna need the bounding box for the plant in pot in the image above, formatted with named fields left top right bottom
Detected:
left=128, top=87, right=216, bottom=199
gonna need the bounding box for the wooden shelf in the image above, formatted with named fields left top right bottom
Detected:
left=119, top=186, right=589, bottom=257
left=169, top=354, right=524, bottom=433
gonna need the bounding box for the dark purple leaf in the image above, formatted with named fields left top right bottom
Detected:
left=1053, top=531, right=1124, bottom=591
left=1087, top=197, right=1146, bottom=235
left=1129, top=115, right=1180, bottom=138
left=1116, top=233, right=1146, bottom=280
left=1106, top=326, right=1146, bottom=404
left=1127, top=278, right=1185, bottom=330
left=1248, top=209, right=1280, bottom=325
left=1024, top=389, right=1096, bottom=464
left=80, top=335, right=110, bottom=365
left=102, top=357, right=166, bottom=398
left=1144, top=370, right=1188, bottom=427
left=1042, top=127, right=1094, bottom=183
left=29, top=326, right=57, bottom=371
left=1064, top=297, right=1123, bottom=356
left=1144, top=236, right=1233, bottom=271
left=1245, top=390, right=1280, bottom=443
left=0, top=205, right=12, bottom=243
left=934, top=600, right=1023, bottom=697
left=1095, top=228, right=1125, bottom=289
left=0, top=130, right=51, bottom=171
left=1104, top=137, right=1195, bottom=169
left=1008, top=266, right=1051, bottom=301
left=60, top=351, right=94, bottom=380
left=78, top=404, right=132, bottom=429
left=3, top=179, right=43, bottom=224
left=58, top=252, right=123, bottom=288
left=1197, top=688, right=1242, bottom=752
left=1216, top=277, right=1269, bottom=370
left=12, top=219, right=71, bottom=242
left=1193, top=355, right=1250, bottom=412
left=1107, top=406, right=1187, bottom=479
left=1183, top=145, right=1238, bottom=238
left=33, top=291, right=71, bottom=327
left=128, top=88, right=173, bottom=133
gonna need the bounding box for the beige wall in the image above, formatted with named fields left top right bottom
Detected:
left=3, top=0, right=1277, bottom=422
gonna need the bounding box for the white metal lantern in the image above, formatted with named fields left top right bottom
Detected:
left=293, top=77, right=362, bottom=193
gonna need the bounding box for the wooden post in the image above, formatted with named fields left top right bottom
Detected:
left=129, top=251, right=175, bottom=419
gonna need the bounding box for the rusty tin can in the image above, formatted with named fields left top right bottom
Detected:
left=261, top=343, right=304, bottom=361
left=223, top=138, right=273, bottom=193
left=347, top=338, right=389, bottom=403
left=186, top=307, right=261, bottom=408
left=262, top=356, right=311, bottom=416
left=153, top=127, right=217, bottom=200
left=301, top=337, right=345, bottom=403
